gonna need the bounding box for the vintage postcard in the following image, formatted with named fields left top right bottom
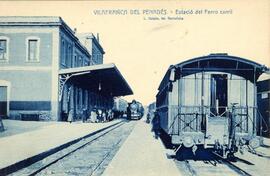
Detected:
left=0, top=0, right=269, bottom=175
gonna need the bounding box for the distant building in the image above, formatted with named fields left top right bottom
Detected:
left=257, top=78, right=270, bottom=137
left=113, top=97, right=128, bottom=112
left=0, top=16, right=132, bottom=121
left=77, top=33, right=105, bottom=65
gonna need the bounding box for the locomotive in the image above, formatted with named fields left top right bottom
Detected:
left=156, top=53, right=269, bottom=158
left=127, top=100, right=144, bottom=120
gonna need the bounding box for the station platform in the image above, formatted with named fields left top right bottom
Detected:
left=0, top=119, right=122, bottom=173
left=103, top=119, right=180, bottom=176
left=262, top=137, right=270, bottom=145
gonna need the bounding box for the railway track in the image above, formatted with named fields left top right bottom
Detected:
left=8, top=120, right=136, bottom=176
left=174, top=150, right=254, bottom=176
left=211, top=152, right=252, bottom=176
left=89, top=138, right=122, bottom=176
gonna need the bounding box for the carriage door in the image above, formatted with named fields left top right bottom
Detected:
left=207, top=74, right=228, bottom=145
left=210, top=74, right=228, bottom=116
left=0, top=86, right=8, bottom=118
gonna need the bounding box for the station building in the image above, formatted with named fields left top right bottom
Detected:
left=0, top=16, right=132, bottom=121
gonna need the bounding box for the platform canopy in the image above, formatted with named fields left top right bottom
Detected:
left=59, top=63, right=133, bottom=97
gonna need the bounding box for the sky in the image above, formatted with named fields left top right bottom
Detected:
left=0, top=0, right=269, bottom=105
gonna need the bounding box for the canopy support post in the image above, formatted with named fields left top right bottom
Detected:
left=58, top=71, right=91, bottom=102
left=59, top=74, right=71, bottom=102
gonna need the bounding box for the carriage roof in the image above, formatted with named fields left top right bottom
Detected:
left=158, top=53, right=269, bottom=92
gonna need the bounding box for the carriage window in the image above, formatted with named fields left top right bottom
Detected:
left=210, top=74, right=228, bottom=116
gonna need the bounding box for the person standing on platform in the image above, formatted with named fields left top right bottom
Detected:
left=90, top=108, right=97, bottom=123
left=102, top=110, right=106, bottom=122
left=67, top=109, right=74, bottom=123
left=82, top=108, right=87, bottom=123
left=151, top=112, right=160, bottom=139
left=97, top=109, right=102, bottom=122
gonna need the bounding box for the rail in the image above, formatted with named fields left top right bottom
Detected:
left=212, top=151, right=252, bottom=176
left=0, top=120, right=125, bottom=175
left=29, top=121, right=126, bottom=176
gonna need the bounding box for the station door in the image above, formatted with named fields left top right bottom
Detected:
left=0, top=86, right=7, bottom=118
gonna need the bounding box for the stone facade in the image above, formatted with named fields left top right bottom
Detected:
left=0, top=16, right=110, bottom=121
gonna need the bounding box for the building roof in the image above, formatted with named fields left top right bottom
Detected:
left=158, top=53, right=270, bottom=92
left=59, top=63, right=133, bottom=97
left=0, top=16, right=62, bottom=25
left=0, top=16, right=91, bottom=58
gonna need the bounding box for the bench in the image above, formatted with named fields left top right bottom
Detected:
left=20, top=113, right=40, bottom=121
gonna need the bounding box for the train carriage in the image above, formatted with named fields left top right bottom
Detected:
left=156, top=53, right=269, bottom=158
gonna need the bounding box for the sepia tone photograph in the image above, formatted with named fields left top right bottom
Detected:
left=0, top=0, right=269, bottom=175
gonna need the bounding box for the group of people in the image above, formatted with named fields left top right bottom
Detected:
left=89, top=109, right=114, bottom=123
left=65, top=108, right=115, bottom=123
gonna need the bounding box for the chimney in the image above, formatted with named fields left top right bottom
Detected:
left=97, top=33, right=99, bottom=43
left=74, top=28, right=77, bottom=34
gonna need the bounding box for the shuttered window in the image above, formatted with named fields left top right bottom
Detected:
left=0, top=39, right=8, bottom=61
left=26, top=37, right=40, bottom=62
